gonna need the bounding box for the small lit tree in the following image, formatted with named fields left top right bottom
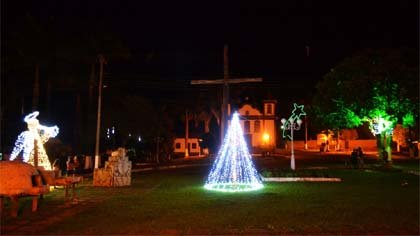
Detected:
left=393, top=124, right=409, bottom=152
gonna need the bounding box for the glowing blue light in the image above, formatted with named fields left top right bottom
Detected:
left=369, top=116, right=393, bottom=136
left=204, top=112, right=263, bottom=192
left=10, top=111, right=59, bottom=170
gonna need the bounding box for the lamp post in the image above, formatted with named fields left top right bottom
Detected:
left=94, top=54, right=107, bottom=169
left=304, top=116, right=308, bottom=150
left=281, top=103, right=306, bottom=170
left=281, top=118, right=302, bottom=170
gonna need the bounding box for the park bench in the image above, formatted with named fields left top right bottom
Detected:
left=0, top=161, right=50, bottom=217
left=37, top=169, right=82, bottom=202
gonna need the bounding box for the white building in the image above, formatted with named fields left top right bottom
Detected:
left=173, top=138, right=201, bottom=157
left=229, top=100, right=277, bottom=153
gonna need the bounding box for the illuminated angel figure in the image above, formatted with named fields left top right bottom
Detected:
left=10, top=111, right=59, bottom=170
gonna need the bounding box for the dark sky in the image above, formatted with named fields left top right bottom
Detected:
left=3, top=0, right=419, bottom=102
left=1, top=0, right=418, bottom=148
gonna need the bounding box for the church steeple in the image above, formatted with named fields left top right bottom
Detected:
left=264, top=100, right=276, bottom=116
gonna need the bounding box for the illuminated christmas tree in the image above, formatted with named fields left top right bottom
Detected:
left=204, top=112, right=263, bottom=192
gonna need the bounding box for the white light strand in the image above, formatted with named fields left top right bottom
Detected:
left=204, top=112, right=263, bottom=192
left=9, top=111, right=59, bottom=170
left=369, top=117, right=393, bottom=136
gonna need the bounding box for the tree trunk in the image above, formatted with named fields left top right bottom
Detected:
left=376, top=134, right=384, bottom=160
left=88, top=62, right=96, bottom=109
left=88, top=62, right=96, bottom=155
left=377, top=132, right=393, bottom=165
left=335, top=129, right=340, bottom=151
left=204, top=118, right=211, bottom=133
left=156, top=137, right=160, bottom=164
left=74, top=94, right=82, bottom=153
left=32, top=64, right=40, bottom=111
left=210, top=108, right=220, bottom=125
left=384, top=134, right=392, bottom=162
left=194, top=115, right=199, bottom=128
left=185, top=110, right=189, bottom=158
left=46, top=76, right=52, bottom=118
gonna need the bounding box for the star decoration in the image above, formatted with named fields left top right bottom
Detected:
left=291, top=103, right=306, bottom=120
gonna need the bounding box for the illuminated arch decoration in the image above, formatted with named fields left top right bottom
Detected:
left=204, top=112, right=263, bottom=192
left=10, top=111, right=59, bottom=170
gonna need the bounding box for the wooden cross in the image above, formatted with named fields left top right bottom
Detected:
left=191, top=44, right=263, bottom=142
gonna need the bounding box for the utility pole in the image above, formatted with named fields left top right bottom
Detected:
left=304, top=45, right=310, bottom=150
left=305, top=116, right=308, bottom=150
left=34, top=139, right=38, bottom=168
left=94, top=54, right=106, bottom=169
left=185, top=109, right=189, bottom=158
left=221, top=44, right=229, bottom=142
left=191, top=44, right=262, bottom=143
left=156, top=136, right=160, bottom=164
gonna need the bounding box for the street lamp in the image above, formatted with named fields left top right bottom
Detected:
left=94, top=54, right=107, bottom=169
left=281, top=103, right=306, bottom=170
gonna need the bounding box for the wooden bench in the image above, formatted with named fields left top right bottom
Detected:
left=37, top=169, right=82, bottom=202
left=0, top=161, right=50, bottom=217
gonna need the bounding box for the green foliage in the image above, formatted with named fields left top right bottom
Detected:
left=312, top=49, right=418, bottom=132
left=402, top=113, right=415, bottom=128
left=364, top=81, right=415, bottom=131
left=311, top=97, right=363, bottom=131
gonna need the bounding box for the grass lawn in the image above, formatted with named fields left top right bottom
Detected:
left=2, top=164, right=419, bottom=235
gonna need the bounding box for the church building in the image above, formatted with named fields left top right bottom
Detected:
left=228, top=100, right=277, bottom=153
left=172, top=99, right=278, bottom=157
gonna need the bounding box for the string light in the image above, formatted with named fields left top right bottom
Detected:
left=369, top=117, right=393, bottom=136
left=204, top=112, right=263, bottom=192
left=10, top=111, right=59, bottom=170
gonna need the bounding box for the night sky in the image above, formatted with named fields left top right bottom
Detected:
left=4, top=1, right=418, bottom=95
left=2, top=1, right=419, bottom=144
